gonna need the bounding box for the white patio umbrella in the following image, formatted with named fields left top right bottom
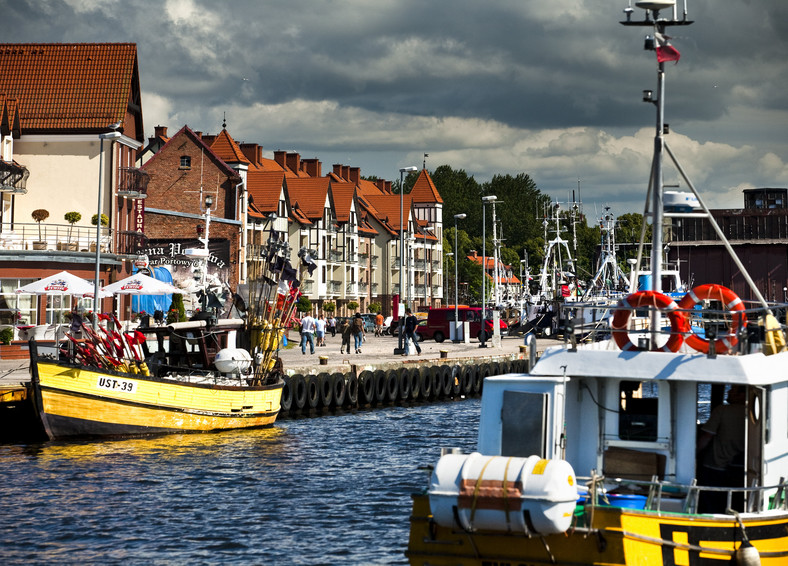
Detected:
left=16, top=270, right=96, bottom=296
left=101, top=273, right=180, bottom=296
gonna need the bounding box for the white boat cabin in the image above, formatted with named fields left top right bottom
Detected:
left=478, top=342, right=788, bottom=509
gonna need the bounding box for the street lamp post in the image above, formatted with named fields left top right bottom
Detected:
left=453, top=213, right=466, bottom=342
left=93, top=126, right=122, bottom=329
left=480, top=196, right=496, bottom=347
left=395, top=165, right=418, bottom=354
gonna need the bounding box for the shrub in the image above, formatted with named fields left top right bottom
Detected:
left=368, top=302, right=382, bottom=314
left=32, top=209, right=49, bottom=241
left=0, top=327, right=14, bottom=345
left=167, top=293, right=187, bottom=323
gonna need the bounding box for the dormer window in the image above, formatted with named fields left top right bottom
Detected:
left=180, top=156, right=191, bottom=169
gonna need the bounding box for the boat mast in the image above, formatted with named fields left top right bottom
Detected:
left=622, top=1, right=692, bottom=336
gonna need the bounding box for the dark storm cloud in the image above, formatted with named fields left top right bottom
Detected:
left=2, top=0, right=786, bottom=213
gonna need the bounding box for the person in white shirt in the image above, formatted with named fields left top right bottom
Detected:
left=315, top=315, right=327, bottom=347
left=300, top=313, right=316, bottom=355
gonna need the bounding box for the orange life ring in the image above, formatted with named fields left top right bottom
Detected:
left=677, top=284, right=746, bottom=354
left=611, top=291, right=687, bottom=352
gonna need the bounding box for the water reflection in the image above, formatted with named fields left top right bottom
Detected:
left=0, top=399, right=481, bottom=565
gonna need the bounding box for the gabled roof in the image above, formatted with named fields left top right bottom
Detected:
left=141, top=124, right=240, bottom=180
left=410, top=168, right=443, bottom=204
left=0, top=95, right=21, bottom=138
left=0, top=43, right=142, bottom=137
left=209, top=129, right=251, bottom=165
left=365, top=192, right=411, bottom=234
left=329, top=181, right=356, bottom=223
left=285, top=177, right=331, bottom=220
left=247, top=170, right=285, bottom=215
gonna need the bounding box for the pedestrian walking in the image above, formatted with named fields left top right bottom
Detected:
left=403, top=308, right=421, bottom=356
left=328, top=315, right=337, bottom=337
left=339, top=319, right=352, bottom=354
left=351, top=312, right=365, bottom=354
left=315, top=314, right=326, bottom=347
left=374, top=312, right=384, bottom=337
left=300, top=313, right=316, bottom=355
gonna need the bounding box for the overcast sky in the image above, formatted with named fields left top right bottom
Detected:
left=4, top=0, right=787, bottom=218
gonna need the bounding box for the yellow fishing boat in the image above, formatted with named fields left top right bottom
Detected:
left=407, top=2, right=788, bottom=564
left=29, top=318, right=284, bottom=439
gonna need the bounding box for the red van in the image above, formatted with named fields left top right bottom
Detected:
left=420, top=307, right=508, bottom=343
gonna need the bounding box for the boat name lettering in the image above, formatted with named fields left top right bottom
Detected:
left=96, top=377, right=137, bottom=393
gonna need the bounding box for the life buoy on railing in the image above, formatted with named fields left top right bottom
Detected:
left=611, top=291, right=688, bottom=352
left=677, top=284, right=747, bottom=355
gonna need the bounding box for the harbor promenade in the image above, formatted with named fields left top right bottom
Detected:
left=0, top=331, right=560, bottom=386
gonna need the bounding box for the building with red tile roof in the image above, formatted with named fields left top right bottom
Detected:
left=0, top=42, right=146, bottom=333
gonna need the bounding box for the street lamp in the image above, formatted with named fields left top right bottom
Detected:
left=453, top=213, right=466, bottom=342
left=395, top=165, right=418, bottom=354
left=93, top=125, right=122, bottom=329
left=480, top=195, right=497, bottom=347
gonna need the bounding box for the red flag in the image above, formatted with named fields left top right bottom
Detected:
left=655, top=32, right=680, bottom=63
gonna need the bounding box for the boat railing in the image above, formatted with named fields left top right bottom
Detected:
left=559, top=300, right=788, bottom=354
left=580, top=474, right=788, bottom=515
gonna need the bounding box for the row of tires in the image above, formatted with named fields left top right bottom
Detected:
left=279, top=359, right=530, bottom=416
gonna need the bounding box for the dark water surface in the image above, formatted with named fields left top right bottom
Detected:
left=0, top=400, right=480, bottom=565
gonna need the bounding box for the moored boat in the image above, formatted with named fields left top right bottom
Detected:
left=29, top=317, right=284, bottom=439
left=406, top=2, right=788, bottom=564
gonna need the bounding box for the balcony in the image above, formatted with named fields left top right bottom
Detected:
left=414, top=259, right=427, bottom=270
left=432, top=260, right=442, bottom=270
left=0, top=222, right=110, bottom=253
left=359, top=282, right=368, bottom=293
left=346, top=283, right=358, bottom=294
left=371, top=283, right=379, bottom=294
left=328, top=280, right=341, bottom=294
left=370, top=255, right=378, bottom=267
left=301, top=281, right=314, bottom=294
left=0, top=159, right=29, bottom=194
left=328, top=250, right=343, bottom=263
left=117, top=167, right=150, bottom=198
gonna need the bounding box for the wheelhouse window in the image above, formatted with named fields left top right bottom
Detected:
left=618, top=380, right=659, bottom=441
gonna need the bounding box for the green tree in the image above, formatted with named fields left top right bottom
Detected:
left=323, top=301, right=336, bottom=313
left=347, top=301, right=359, bottom=312
left=296, top=296, right=312, bottom=313
left=167, top=293, right=187, bottom=323
left=368, top=302, right=382, bottom=314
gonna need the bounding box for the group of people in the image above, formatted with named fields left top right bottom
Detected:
left=298, top=314, right=337, bottom=354
left=298, top=312, right=368, bottom=355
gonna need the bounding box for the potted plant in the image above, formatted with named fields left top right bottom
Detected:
left=347, top=301, right=359, bottom=313
left=63, top=211, right=81, bottom=250
left=0, top=326, right=14, bottom=345
left=31, top=209, right=49, bottom=249
left=90, top=213, right=109, bottom=252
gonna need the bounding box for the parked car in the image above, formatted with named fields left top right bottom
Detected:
left=359, top=313, right=377, bottom=333
left=419, top=307, right=508, bottom=343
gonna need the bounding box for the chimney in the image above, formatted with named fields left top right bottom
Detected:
left=341, top=165, right=350, bottom=180
left=470, top=250, right=478, bottom=258
left=240, top=143, right=261, bottom=166
left=154, top=125, right=168, bottom=138
left=274, top=150, right=287, bottom=168
left=333, top=164, right=343, bottom=178
left=303, top=158, right=322, bottom=177
left=194, top=131, right=202, bottom=139
left=349, top=167, right=360, bottom=185
left=286, top=152, right=301, bottom=173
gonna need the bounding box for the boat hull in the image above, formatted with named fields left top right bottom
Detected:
left=31, top=360, right=283, bottom=440
left=406, top=493, right=788, bottom=565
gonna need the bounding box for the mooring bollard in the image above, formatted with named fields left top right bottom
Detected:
left=319, top=356, right=329, bottom=365
left=440, top=350, right=449, bottom=359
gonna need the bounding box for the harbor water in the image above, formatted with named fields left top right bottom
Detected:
left=0, top=399, right=480, bottom=565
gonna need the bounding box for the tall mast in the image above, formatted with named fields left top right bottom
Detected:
left=622, top=1, right=691, bottom=291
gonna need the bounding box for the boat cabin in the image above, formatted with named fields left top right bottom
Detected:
left=478, top=343, right=788, bottom=511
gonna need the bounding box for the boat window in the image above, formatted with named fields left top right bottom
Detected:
left=501, top=390, right=547, bottom=458
left=618, top=380, right=659, bottom=441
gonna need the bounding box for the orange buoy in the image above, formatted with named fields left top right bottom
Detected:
left=677, top=284, right=746, bottom=354
left=611, top=291, right=687, bottom=352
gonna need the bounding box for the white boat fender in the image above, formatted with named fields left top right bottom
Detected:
left=735, top=540, right=761, bottom=566
left=214, top=348, right=253, bottom=374
left=428, top=452, right=577, bottom=535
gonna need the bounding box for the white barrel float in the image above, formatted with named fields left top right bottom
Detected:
left=429, top=452, right=577, bottom=535
left=214, top=348, right=253, bottom=374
